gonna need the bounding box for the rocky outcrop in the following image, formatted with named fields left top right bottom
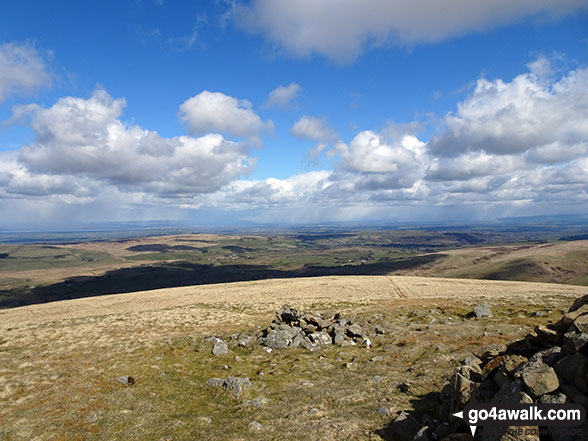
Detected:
left=388, top=294, right=588, bottom=441
left=258, top=305, right=372, bottom=351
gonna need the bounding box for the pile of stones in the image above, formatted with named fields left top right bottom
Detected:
left=388, top=294, right=588, bottom=441
left=259, top=304, right=375, bottom=351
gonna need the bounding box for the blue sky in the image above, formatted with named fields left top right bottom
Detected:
left=0, top=1, right=587, bottom=227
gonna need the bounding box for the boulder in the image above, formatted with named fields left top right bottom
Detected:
left=392, top=411, right=421, bottom=441
left=212, top=340, right=229, bottom=356
left=467, top=305, right=493, bottom=319
left=569, top=294, right=588, bottom=312
left=519, top=361, right=559, bottom=398
left=554, top=353, right=588, bottom=392
left=222, top=376, right=252, bottom=399
left=264, top=329, right=292, bottom=349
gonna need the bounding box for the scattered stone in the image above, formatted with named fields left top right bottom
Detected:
left=309, top=408, right=319, bottom=415
left=222, top=376, right=252, bottom=399
left=211, top=340, right=229, bottom=356
left=198, top=416, right=212, bottom=424
left=247, top=397, right=270, bottom=408
left=116, top=375, right=135, bottom=386
left=205, top=378, right=225, bottom=388
left=531, top=311, right=547, bottom=317
left=371, top=355, right=384, bottom=362
left=397, top=382, right=411, bottom=394
left=377, top=406, right=391, bottom=417
left=467, top=304, right=493, bottom=319
left=374, top=375, right=386, bottom=383
left=374, top=325, right=385, bottom=335
left=248, top=421, right=263, bottom=431
left=363, top=337, right=372, bottom=348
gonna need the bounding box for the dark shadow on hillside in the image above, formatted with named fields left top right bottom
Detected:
left=0, top=254, right=443, bottom=308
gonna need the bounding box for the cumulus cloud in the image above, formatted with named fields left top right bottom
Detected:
left=429, top=61, right=588, bottom=157
left=5, top=90, right=255, bottom=200
left=291, top=115, right=338, bottom=143
left=265, top=83, right=302, bottom=109
left=230, top=0, right=587, bottom=62
left=0, top=41, right=53, bottom=101
left=178, top=90, right=272, bottom=141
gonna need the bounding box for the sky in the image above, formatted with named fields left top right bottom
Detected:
left=0, top=0, right=587, bottom=228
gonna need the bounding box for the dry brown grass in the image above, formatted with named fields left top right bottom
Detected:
left=0, top=275, right=585, bottom=441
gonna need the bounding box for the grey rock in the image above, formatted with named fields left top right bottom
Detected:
left=377, top=406, right=391, bottom=417
left=238, top=336, right=253, bottom=347
left=374, top=325, right=385, bottom=335
left=205, top=378, right=225, bottom=388
left=467, top=304, right=493, bottom=319
left=374, top=375, right=386, bottom=383
left=276, top=304, right=300, bottom=323
left=309, top=331, right=331, bottom=345
left=531, top=311, right=547, bottom=317
left=448, top=372, right=472, bottom=406
left=212, top=340, right=229, bottom=356
left=572, top=315, right=588, bottom=334
left=562, top=332, right=588, bottom=355
left=116, top=375, right=135, bottom=386
left=264, top=329, right=292, bottom=349
left=554, top=353, right=588, bottom=392
left=204, top=336, right=223, bottom=344
left=248, top=421, right=263, bottom=431
left=222, top=376, right=252, bottom=399
left=247, top=397, right=270, bottom=408
left=398, top=382, right=411, bottom=394
left=392, top=411, right=421, bottom=441
left=569, top=294, right=588, bottom=312
left=346, top=323, right=365, bottom=338
left=539, top=392, right=570, bottom=404
left=493, top=379, right=533, bottom=404
left=519, top=360, right=559, bottom=397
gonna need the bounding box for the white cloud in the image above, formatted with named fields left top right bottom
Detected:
left=6, top=90, right=255, bottom=200
left=265, top=83, right=302, bottom=109
left=291, top=115, right=338, bottom=143
left=429, top=62, right=588, bottom=157
left=178, top=90, right=272, bottom=141
left=0, top=41, right=53, bottom=102
left=230, top=0, right=587, bottom=62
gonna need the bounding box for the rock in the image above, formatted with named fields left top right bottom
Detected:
left=212, top=340, right=229, bottom=356
left=374, top=325, right=385, bottom=335
left=519, top=361, right=559, bottom=397
left=398, top=382, right=411, bottom=394
left=347, top=323, right=365, bottom=338
left=559, top=384, right=587, bottom=405
left=538, top=392, right=570, bottom=404
left=562, top=332, right=588, bottom=355
left=554, top=353, right=588, bottom=392
left=493, top=379, right=533, bottom=404
left=571, top=314, right=588, bottom=333
left=309, top=331, right=332, bottom=345
left=248, top=421, right=263, bottom=431
left=374, top=375, right=386, bottom=383
left=569, top=294, right=588, bottom=312
left=198, top=416, right=212, bottom=424
left=371, top=355, right=384, bottom=362
left=276, top=304, right=300, bottom=323
left=449, top=372, right=472, bottom=406
left=414, top=426, right=432, bottom=441
left=363, top=337, right=372, bottom=348
left=222, top=376, right=252, bottom=399
left=531, top=311, right=547, bottom=317
left=238, top=336, right=253, bottom=347
left=205, top=378, right=225, bottom=388
left=247, top=397, right=270, bottom=408
left=392, top=411, right=421, bottom=441
left=204, top=336, right=223, bottom=344
left=377, top=406, right=391, bottom=417
left=264, top=329, right=292, bottom=349
left=467, top=304, right=493, bottom=319
left=116, top=375, right=135, bottom=386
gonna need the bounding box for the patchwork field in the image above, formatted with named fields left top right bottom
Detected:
left=1, top=275, right=586, bottom=441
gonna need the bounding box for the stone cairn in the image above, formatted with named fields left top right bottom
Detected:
left=259, top=304, right=374, bottom=351
left=389, top=294, right=588, bottom=441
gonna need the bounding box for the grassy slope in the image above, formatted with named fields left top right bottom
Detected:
left=0, top=275, right=585, bottom=441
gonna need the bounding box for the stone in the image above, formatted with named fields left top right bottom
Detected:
left=534, top=325, right=561, bottom=344
left=212, top=340, right=229, bottom=356
left=569, top=294, right=588, bottom=312
left=520, top=361, right=559, bottom=397
left=309, top=331, right=331, bottom=345
left=116, top=375, right=135, bottom=386
left=414, top=426, right=432, bottom=441
left=398, top=382, right=411, bottom=394
left=247, top=397, right=270, bottom=408
left=467, top=304, right=493, bottom=319
left=248, top=421, right=263, bottom=431
left=531, top=311, right=547, bottom=317
left=572, top=314, right=588, bottom=334
left=198, top=416, right=212, bottom=424
left=222, top=376, right=252, bottom=399
left=238, top=336, right=253, bottom=347
left=204, top=336, right=223, bottom=344
left=276, top=304, right=300, bottom=323
left=554, top=354, right=588, bottom=392
left=449, top=372, right=472, bottom=406
left=377, top=406, right=391, bottom=417
left=392, top=411, right=421, bottom=441
left=374, top=325, right=385, bottom=335
left=264, top=329, right=292, bottom=349
left=363, top=337, right=372, bottom=348
left=559, top=384, right=587, bottom=405
left=538, top=392, right=570, bottom=404
left=205, top=378, right=225, bottom=387
left=562, top=331, right=588, bottom=355
left=347, top=323, right=365, bottom=338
